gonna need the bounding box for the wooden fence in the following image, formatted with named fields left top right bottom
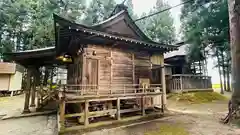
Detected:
left=170, top=74, right=212, bottom=93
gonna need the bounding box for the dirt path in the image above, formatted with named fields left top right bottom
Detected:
left=83, top=100, right=240, bottom=135
left=0, top=95, right=239, bottom=135
left=165, top=100, right=240, bottom=135
left=0, top=95, right=57, bottom=135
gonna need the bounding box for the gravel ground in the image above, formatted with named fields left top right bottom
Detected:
left=0, top=94, right=57, bottom=135
left=83, top=113, right=240, bottom=135
left=0, top=94, right=239, bottom=135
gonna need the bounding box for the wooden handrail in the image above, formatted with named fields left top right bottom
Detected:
left=62, top=87, right=163, bottom=93
left=171, top=74, right=211, bottom=78
left=59, top=84, right=162, bottom=87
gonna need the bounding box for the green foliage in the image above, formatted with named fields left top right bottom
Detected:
left=137, top=0, right=176, bottom=44
left=168, top=92, right=227, bottom=104
left=125, top=0, right=135, bottom=18
left=0, top=0, right=177, bottom=61
left=181, top=0, right=230, bottom=64
left=0, top=0, right=86, bottom=60
left=83, top=0, right=116, bottom=25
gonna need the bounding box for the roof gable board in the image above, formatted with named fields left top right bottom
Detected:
left=92, top=10, right=151, bottom=41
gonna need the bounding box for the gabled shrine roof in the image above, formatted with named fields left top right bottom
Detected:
left=54, top=12, right=178, bottom=55
left=91, top=10, right=151, bottom=41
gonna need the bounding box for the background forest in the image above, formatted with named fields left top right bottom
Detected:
left=0, top=0, right=230, bottom=92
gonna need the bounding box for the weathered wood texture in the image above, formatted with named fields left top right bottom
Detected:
left=66, top=45, right=166, bottom=111
left=78, top=45, right=152, bottom=94
left=67, top=55, right=82, bottom=90
left=170, top=74, right=212, bottom=92
left=0, top=63, right=16, bottom=74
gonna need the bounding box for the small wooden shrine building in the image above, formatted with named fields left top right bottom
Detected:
left=5, top=5, right=178, bottom=132
left=54, top=7, right=178, bottom=130
left=164, top=44, right=212, bottom=93
left=0, top=62, right=24, bottom=96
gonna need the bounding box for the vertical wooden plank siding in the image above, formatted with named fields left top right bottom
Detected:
left=67, top=52, right=83, bottom=92
left=74, top=55, right=82, bottom=86
left=72, top=45, right=163, bottom=97
left=135, top=51, right=151, bottom=82
left=112, top=48, right=133, bottom=92
left=86, top=45, right=110, bottom=93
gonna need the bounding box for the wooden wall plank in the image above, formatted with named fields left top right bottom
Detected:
left=132, top=53, right=135, bottom=84
left=83, top=45, right=152, bottom=94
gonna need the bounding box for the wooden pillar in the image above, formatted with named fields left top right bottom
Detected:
left=150, top=54, right=166, bottom=109
left=141, top=96, right=145, bottom=116
left=160, top=59, right=167, bottom=109
left=110, top=49, right=113, bottom=94
left=132, top=53, right=135, bottom=84
left=30, top=68, right=37, bottom=107
left=37, top=84, right=42, bottom=109
left=116, top=98, right=121, bottom=120
left=59, top=99, right=65, bottom=130
left=84, top=100, right=89, bottom=126
left=81, top=49, right=86, bottom=95
left=22, top=68, right=32, bottom=113
left=50, top=66, right=54, bottom=91
left=10, top=91, right=14, bottom=97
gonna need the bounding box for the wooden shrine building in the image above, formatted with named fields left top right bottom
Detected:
left=164, top=44, right=212, bottom=93
left=5, top=5, right=178, bottom=132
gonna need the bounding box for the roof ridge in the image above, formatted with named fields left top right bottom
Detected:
left=91, top=10, right=125, bottom=27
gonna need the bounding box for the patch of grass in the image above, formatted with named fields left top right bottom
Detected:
left=144, top=123, right=189, bottom=135
left=0, top=97, right=11, bottom=102
left=168, top=92, right=227, bottom=104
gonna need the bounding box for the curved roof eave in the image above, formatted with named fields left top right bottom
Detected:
left=54, top=14, right=178, bottom=51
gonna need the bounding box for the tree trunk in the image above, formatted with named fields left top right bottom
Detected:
left=0, top=32, right=2, bottom=60
left=193, top=63, right=196, bottom=74
left=226, top=64, right=231, bottom=92
left=228, top=0, right=240, bottom=109
left=221, top=51, right=227, bottom=91
left=198, top=61, right=202, bottom=74
left=217, top=50, right=224, bottom=94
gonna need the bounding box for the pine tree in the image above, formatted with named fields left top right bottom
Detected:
left=83, top=0, right=116, bottom=25
left=136, top=0, right=176, bottom=44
